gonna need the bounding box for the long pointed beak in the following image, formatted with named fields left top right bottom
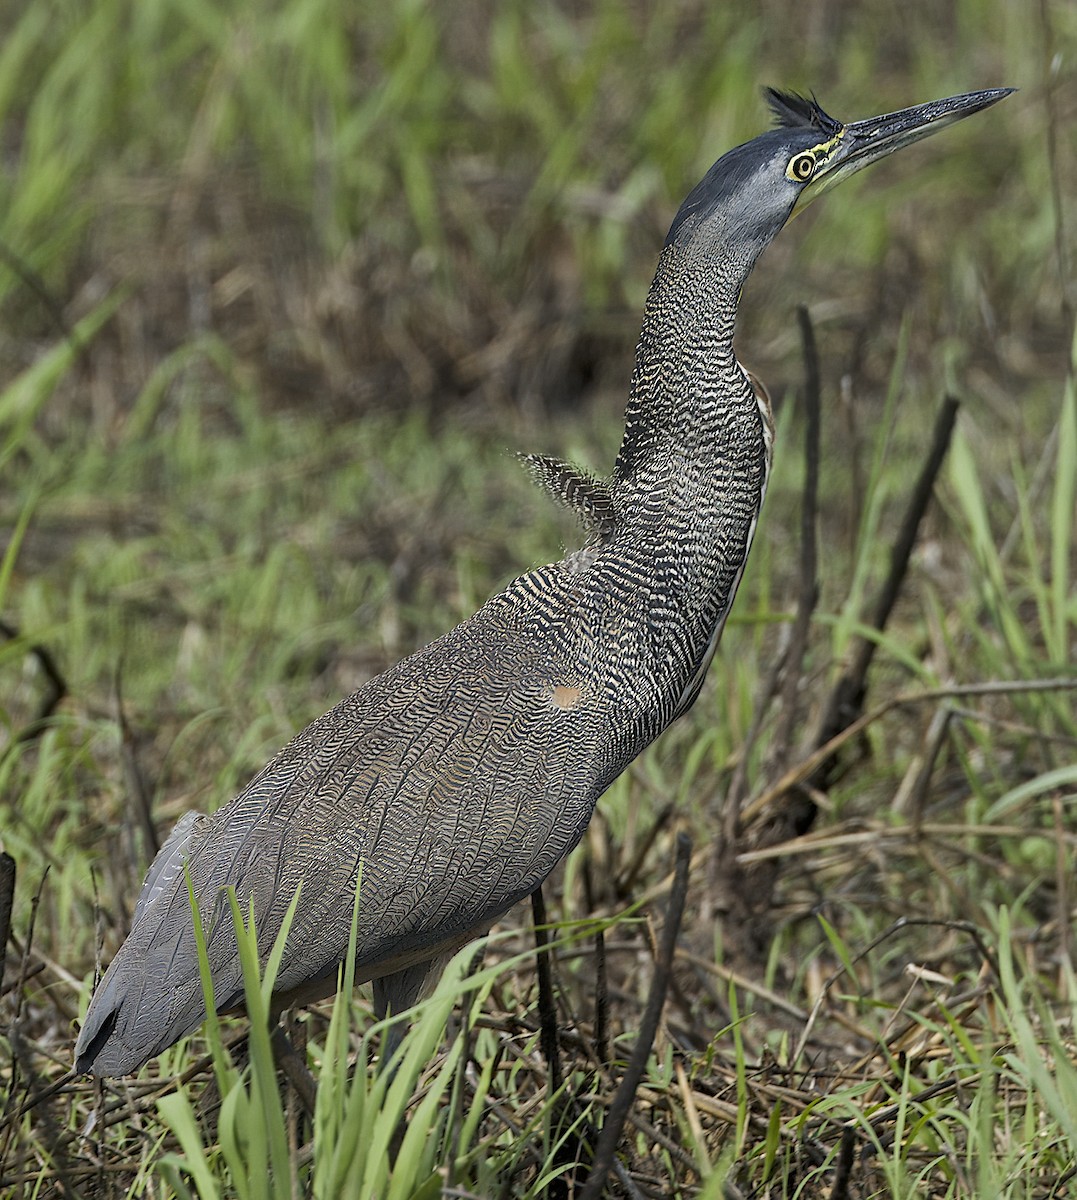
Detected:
left=798, top=87, right=1015, bottom=210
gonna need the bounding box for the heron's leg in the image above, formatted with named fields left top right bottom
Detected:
left=372, top=958, right=437, bottom=1071
left=270, top=1022, right=318, bottom=1116
left=530, top=885, right=562, bottom=1095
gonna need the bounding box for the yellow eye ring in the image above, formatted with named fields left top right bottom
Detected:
left=789, top=152, right=816, bottom=182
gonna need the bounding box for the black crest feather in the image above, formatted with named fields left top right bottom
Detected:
left=763, top=88, right=842, bottom=138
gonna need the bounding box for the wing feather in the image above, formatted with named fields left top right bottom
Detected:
left=76, top=567, right=606, bottom=1074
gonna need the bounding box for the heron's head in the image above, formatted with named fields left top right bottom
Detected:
left=666, top=86, right=1013, bottom=269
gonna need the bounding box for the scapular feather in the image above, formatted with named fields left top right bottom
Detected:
left=518, top=453, right=615, bottom=535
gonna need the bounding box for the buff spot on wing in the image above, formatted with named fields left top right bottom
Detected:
left=551, top=685, right=581, bottom=710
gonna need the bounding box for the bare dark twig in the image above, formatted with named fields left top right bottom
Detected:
left=615, top=801, right=673, bottom=896
left=771, top=305, right=822, bottom=772
left=893, top=703, right=953, bottom=826
left=809, top=395, right=961, bottom=797
left=0, top=853, right=14, bottom=998
left=0, top=619, right=68, bottom=742
left=114, top=663, right=160, bottom=861
left=0, top=240, right=80, bottom=349
left=0, top=869, right=48, bottom=1171
left=828, top=1123, right=857, bottom=1200
left=593, top=926, right=609, bottom=1068
left=581, top=855, right=611, bottom=1069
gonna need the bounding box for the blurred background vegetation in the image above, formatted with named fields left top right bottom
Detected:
left=0, top=0, right=1075, bottom=1195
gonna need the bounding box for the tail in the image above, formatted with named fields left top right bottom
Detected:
left=75, top=811, right=243, bottom=1076
left=74, top=925, right=220, bottom=1076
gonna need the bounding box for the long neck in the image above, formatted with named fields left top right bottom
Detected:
left=613, top=240, right=769, bottom=520
left=599, top=239, right=771, bottom=731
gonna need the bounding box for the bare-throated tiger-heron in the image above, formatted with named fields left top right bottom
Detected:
left=76, top=85, right=1012, bottom=1076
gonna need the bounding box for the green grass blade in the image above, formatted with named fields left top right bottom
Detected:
left=157, top=1092, right=222, bottom=1200
left=1050, top=375, right=1076, bottom=661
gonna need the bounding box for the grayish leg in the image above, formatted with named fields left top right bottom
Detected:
left=372, top=958, right=437, bottom=1070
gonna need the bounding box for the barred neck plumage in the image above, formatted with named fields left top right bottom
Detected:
left=609, top=241, right=757, bottom=494
left=586, top=239, right=772, bottom=739
left=612, top=239, right=769, bottom=521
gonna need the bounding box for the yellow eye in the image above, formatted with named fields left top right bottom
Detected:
left=789, top=152, right=816, bottom=182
